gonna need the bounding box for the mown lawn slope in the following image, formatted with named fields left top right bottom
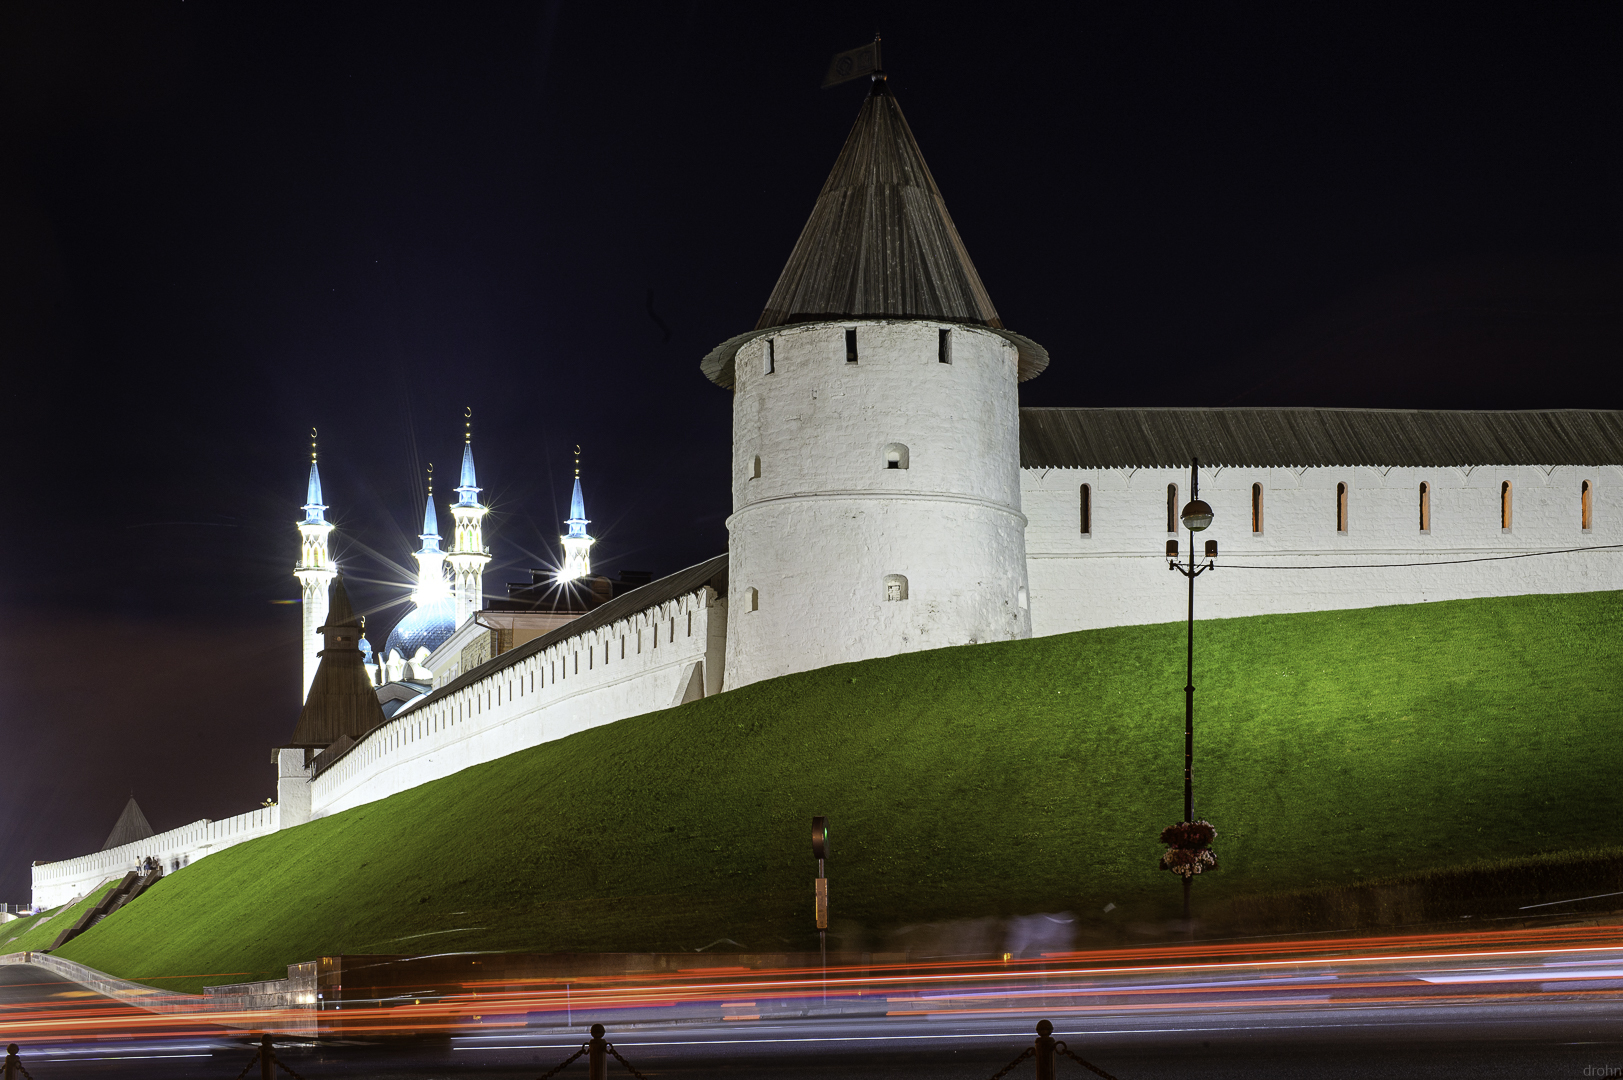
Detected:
left=57, top=592, right=1620, bottom=992
left=1, top=884, right=114, bottom=953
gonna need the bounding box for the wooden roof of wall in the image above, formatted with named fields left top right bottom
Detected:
left=1019, top=408, right=1623, bottom=469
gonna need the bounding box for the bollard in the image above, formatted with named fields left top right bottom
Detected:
left=587, top=1023, right=606, bottom=1080
left=260, top=1033, right=275, bottom=1080
left=4, top=1043, right=19, bottom=1080
left=1034, top=1020, right=1056, bottom=1080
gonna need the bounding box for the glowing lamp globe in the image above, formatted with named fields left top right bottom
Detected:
left=1180, top=499, right=1214, bottom=532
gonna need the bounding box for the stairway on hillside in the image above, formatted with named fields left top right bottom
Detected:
left=49, top=864, right=163, bottom=950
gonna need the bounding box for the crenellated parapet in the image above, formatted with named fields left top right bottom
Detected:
left=307, top=556, right=728, bottom=818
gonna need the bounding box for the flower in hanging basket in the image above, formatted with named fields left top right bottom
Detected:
left=1157, top=819, right=1218, bottom=877
left=1158, top=820, right=1216, bottom=848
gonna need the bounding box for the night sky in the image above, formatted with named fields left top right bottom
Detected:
left=1, top=2, right=1619, bottom=903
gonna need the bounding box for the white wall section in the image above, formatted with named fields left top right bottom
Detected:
left=1023, top=464, right=1623, bottom=634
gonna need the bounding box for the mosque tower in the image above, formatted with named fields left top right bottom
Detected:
left=382, top=467, right=458, bottom=681
left=447, top=412, right=491, bottom=627
left=702, top=67, right=1048, bottom=690
left=558, top=448, right=595, bottom=583
left=294, top=431, right=336, bottom=702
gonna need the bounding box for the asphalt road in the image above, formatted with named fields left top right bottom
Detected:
left=6, top=940, right=1623, bottom=1079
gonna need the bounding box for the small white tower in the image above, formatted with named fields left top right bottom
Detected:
left=447, top=410, right=490, bottom=627
left=294, top=430, right=336, bottom=702
left=558, top=447, right=595, bottom=583
left=703, top=72, right=1048, bottom=690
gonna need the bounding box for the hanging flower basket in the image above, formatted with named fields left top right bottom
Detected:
left=1158, top=819, right=1218, bottom=877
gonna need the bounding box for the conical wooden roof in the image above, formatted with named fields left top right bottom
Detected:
left=757, top=78, right=1000, bottom=332
left=289, top=576, right=387, bottom=747
left=101, top=797, right=154, bottom=851
left=703, top=78, right=1047, bottom=387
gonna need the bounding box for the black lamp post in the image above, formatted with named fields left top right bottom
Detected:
left=1165, top=456, right=1217, bottom=926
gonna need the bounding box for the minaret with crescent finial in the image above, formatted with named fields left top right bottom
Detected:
left=558, top=445, right=595, bottom=583
left=447, top=407, right=491, bottom=627
left=295, top=428, right=337, bottom=702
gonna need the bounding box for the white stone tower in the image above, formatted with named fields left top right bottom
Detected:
left=294, top=432, right=336, bottom=702
left=447, top=414, right=490, bottom=627
left=557, top=449, right=595, bottom=582
left=702, top=72, right=1049, bottom=691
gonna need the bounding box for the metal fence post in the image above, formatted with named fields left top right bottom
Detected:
left=588, top=1023, right=607, bottom=1080
left=4, top=1043, right=19, bottom=1080
left=1034, top=1020, right=1056, bottom=1080
left=260, top=1033, right=276, bottom=1080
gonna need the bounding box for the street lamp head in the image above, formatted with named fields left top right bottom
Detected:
left=1180, top=499, right=1214, bottom=532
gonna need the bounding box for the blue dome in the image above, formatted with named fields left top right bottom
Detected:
left=384, top=596, right=457, bottom=660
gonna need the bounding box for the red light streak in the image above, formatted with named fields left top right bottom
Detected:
left=2, top=923, right=1618, bottom=1044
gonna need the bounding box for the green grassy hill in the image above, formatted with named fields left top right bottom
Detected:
left=0, top=884, right=114, bottom=954
left=50, top=591, right=1622, bottom=992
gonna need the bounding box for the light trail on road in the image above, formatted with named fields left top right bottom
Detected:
left=3, top=924, right=1623, bottom=1077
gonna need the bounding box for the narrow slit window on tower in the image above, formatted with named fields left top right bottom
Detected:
left=746, top=587, right=759, bottom=612
left=1419, top=482, right=1431, bottom=532
left=764, top=338, right=775, bottom=375
left=1501, top=480, right=1513, bottom=530
left=938, top=328, right=952, bottom=364
left=1251, top=483, right=1263, bottom=534
left=1079, top=484, right=1092, bottom=536
left=845, top=327, right=858, bottom=363
left=1166, top=484, right=1178, bottom=534
left=751, top=455, right=761, bottom=480
left=883, top=443, right=909, bottom=470
left=1582, top=480, right=1593, bottom=530
left=1336, top=482, right=1349, bottom=533
left=884, top=574, right=908, bottom=601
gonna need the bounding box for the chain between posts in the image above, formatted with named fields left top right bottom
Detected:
left=985, top=1045, right=1035, bottom=1080
left=534, top=1043, right=589, bottom=1080
left=1055, top=1041, right=1124, bottom=1080
left=4, top=1043, right=37, bottom=1080
left=231, top=1036, right=305, bottom=1080
left=605, top=1043, right=650, bottom=1080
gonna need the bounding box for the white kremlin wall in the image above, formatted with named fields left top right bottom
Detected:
left=31, top=580, right=725, bottom=908
left=1024, top=464, right=1622, bottom=634
left=305, top=582, right=725, bottom=818
left=723, top=321, right=1031, bottom=690
left=31, top=809, right=280, bottom=911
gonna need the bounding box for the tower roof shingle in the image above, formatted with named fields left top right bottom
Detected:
left=289, top=576, right=387, bottom=747
left=101, top=797, right=155, bottom=852
left=703, top=78, right=1047, bottom=388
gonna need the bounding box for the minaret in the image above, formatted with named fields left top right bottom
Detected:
left=294, top=429, right=336, bottom=702
left=558, top=446, right=595, bottom=582
left=447, top=409, right=490, bottom=627
left=413, top=465, right=451, bottom=609
left=702, top=66, right=1048, bottom=690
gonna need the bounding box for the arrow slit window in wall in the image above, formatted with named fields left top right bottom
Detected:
left=1079, top=484, right=1091, bottom=537
left=1420, top=482, right=1431, bottom=532
left=1501, top=481, right=1513, bottom=531
left=1251, top=483, right=1263, bottom=534
left=1166, top=484, right=1177, bottom=534
left=1582, top=480, right=1593, bottom=530
left=1337, top=483, right=1349, bottom=533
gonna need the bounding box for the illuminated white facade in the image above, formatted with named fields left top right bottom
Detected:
left=723, top=321, right=1031, bottom=690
